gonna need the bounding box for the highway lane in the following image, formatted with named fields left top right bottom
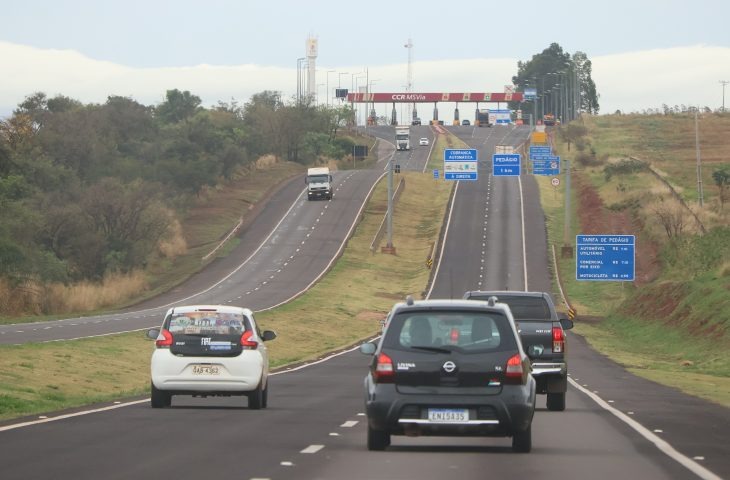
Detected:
left=0, top=342, right=717, bottom=480
left=0, top=140, right=401, bottom=344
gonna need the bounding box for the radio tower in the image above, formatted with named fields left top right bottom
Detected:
left=404, top=38, right=416, bottom=122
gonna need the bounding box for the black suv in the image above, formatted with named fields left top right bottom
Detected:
left=360, top=297, right=536, bottom=452
left=463, top=291, right=573, bottom=411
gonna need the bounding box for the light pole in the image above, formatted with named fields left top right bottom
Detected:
left=325, top=70, right=335, bottom=106
left=368, top=79, right=380, bottom=125
left=353, top=73, right=366, bottom=125
left=695, top=109, right=704, bottom=207
left=296, top=57, right=305, bottom=104
left=720, top=80, right=729, bottom=112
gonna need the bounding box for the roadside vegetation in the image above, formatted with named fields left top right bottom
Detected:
left=538, top=111, right=730, bottom=407
left=0, top=129, right=456, bottom=421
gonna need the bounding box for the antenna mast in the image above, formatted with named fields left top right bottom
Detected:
left=404, top=38, right=416, bottom=121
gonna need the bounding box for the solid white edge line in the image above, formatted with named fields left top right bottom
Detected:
left=426, top=180, right=460, bottom=299
left=256, top=170, right=388, bottom=312
left=569, top=378, right=721, bottom=480
left=518, top=175, right=528, bottom=292
left=0, top=399, right=149, bottom=433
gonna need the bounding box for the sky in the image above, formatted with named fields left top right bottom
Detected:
left=1, top=0, right=729, bottom=119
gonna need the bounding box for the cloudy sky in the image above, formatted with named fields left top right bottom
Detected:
left=1, top=0, right=729, bottom=118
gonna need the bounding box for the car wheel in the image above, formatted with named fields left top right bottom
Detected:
left=150, top=382, right=171, bottom=408
left=367, top=426, right=390, bottom=451
left=262, top=382, right=269, bottom=409
left=547, top=392, right=566, bottom=411
left=248, top=383, right=264, bottom=410
left=512, top=424, right=532, bottom=453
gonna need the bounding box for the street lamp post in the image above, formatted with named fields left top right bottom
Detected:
left=296, top=57, right=305, bottom=104
left=325, top=70, right=335, bottom=107
left=720, top=80, right=729, bottom=112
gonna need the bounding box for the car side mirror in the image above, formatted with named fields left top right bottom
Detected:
left=329, top=175, right=333, bottom=182
left=559, top=317, right=574, bottom=330
left=360, top=342, right=376, bottom=355
left=262, top=330, right=277, bottom=342
left=146, top=328, right=160, bottom=340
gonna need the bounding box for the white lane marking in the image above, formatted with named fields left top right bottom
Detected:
left=340, top=420, right=358, bottom=427
left=300, top=445, right=324, bottom=454
left=357, top=412, right=365, bottom=416
left=518, top=175, right=528, bottom=292
left=280, top=461, right=294, bottom=466
left=569, top=378, right=722, bottom=480
left=0, top=399, right=148, bottom=432
left=329, top=432, right=340, bottom=436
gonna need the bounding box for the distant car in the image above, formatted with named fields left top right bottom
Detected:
left=411, top=118, right=422, bottom=125
left=462, top=291, right=573, bottom=411
left=147, top=305, right=276, bottom=409
left=419, top=138, right=429, bottom=146
left=462, top=119, right=471, bottom=126
left=360, top=296, right=536, bottom=452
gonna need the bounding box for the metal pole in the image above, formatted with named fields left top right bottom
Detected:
left=721, top=80, right=729, bottom=112
left=386, top=153, right=394, bottom=248
left=695, top=110, right=704, bottom=207
left=564, top=158, right=571, bottom=253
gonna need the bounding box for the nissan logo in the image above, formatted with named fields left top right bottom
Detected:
left=442, top=361, right=457, bottom=373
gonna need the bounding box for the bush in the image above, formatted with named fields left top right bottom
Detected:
left=604, top=158, right=648, bottom=181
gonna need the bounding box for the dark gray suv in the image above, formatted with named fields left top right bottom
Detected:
left=360, top=297, right=536, bottom=452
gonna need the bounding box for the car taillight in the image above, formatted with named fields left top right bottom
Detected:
left=553, top=326, right=565, bottom=353
left=373, top=353, right=395, bottom=383
left=504, top=353, right=525, bottom=384
left=240, top=330, right=259, bottom=349
left=156, top=329, right=173, bottom=348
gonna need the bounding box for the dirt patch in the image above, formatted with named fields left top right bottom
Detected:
left=575, top=172, right=661, bottom=284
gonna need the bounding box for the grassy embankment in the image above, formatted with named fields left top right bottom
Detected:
left=0, top=131, right=458, bottom=421
left=537, top=113, right=730, bottom=407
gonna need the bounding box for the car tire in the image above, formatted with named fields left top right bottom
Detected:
left=512, top=424, right=532, bottom=453
left=547, top=392, right=566, bottom=411
left=248, top=383, right=264, bottom=410
left=150, top=382, right=171, bottom=408
left=262, top=382, right=269, bottom=409
left=367, top=426, right=390, bottom=451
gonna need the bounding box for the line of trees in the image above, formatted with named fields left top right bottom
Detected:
left=0, top=90, right=356, bottom=286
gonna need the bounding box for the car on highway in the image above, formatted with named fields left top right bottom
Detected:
left=147, top=305, right=277, bottom=409
left=411, top=118, right=421, bottom=125
left=463, top=291, right=573, bottom=411
left=419, top=137, right=429, bottom=146
left=461, top=119, right=471, bottom=126
left=360, top=296, right=536, bottom=452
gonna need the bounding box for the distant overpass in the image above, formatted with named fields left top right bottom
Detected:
left=345, top=92, right=525, bottom=125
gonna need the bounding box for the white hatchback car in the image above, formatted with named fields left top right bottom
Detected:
left=147, top=305, right=276, bottom=409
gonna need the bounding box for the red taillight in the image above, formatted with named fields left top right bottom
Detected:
left=505, top=353, right=524, bottom=384
left=552, top=326, right=565, bottom=353
left=156, top=329, right=173, bottom=348
left=374, top=353, right=395, bottom=383
left=240, top=330, right=259, bottom=349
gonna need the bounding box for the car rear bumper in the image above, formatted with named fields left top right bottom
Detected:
left=365, top=379, right=535, bottom=436
left=150, top=350, right=264, bottom=393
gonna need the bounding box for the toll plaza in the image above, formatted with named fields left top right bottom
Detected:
left=345, top=92, right=525, bottom=126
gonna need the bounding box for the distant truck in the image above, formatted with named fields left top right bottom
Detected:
left=476, top=109, right=491, bottom=127
left=543, top=114, right=556, bottom=126
left=395, top=126, right=410, bottom=151
left=305, top=167, right=333, bottom=200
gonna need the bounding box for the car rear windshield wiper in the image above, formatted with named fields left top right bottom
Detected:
left=409, top=345, right=453, bottom=354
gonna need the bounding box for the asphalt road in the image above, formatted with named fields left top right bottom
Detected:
left=0, top=125, right=727, bottom=480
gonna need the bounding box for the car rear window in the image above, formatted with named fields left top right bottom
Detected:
left=383, top=310, right=517, bottom=353
left=468, top=295, right=551, bottom=320
left=165, top=311, right=250, bottom=335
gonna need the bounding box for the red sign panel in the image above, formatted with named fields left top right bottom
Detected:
left=346, top=92, right=524, bottom=103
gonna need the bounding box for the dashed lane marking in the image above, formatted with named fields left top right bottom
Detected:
left=300, top=445, right=324, bottom=454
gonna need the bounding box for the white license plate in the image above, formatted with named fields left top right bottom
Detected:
left=192, top=365, right=220, bottom=375
left=428, top=408, right=469, bottom=423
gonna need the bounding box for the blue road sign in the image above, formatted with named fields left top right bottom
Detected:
left=433, top=169, right=440, bottom=179
left=444, top=149, right=478, bottom=180
left=492, top=153, right=521, bottom=176
left=529, top=146, right=551, bottom=159
left=576, top=235, right=635, bottom=281
left=533, top=155, right=560, bottom=175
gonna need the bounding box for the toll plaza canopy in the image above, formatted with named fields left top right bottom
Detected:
left=346, top=92, right=524, bottom=103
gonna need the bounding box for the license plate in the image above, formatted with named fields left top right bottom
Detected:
left=428, top=408, right=469, bottom=423
left=192, top=365, right=220, bottom=375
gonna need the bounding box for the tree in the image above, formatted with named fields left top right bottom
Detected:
left=712, top=166, right=730, bottom=210
left=156, top=89, right=202, bottom=124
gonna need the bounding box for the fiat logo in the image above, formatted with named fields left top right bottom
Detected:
left=442, top=361, right=457, bottom=373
